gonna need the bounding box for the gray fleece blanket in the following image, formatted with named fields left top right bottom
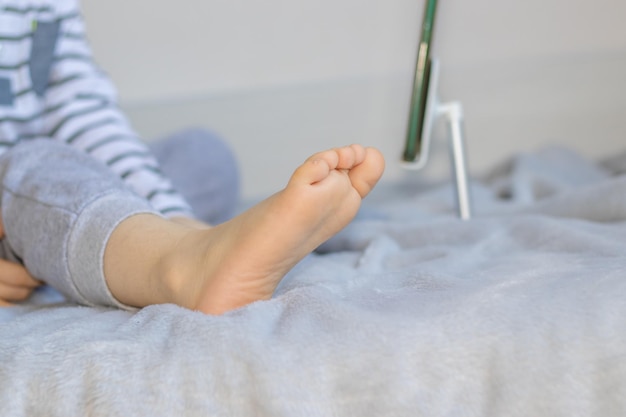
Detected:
left=1, top=147, right=626, bottom=417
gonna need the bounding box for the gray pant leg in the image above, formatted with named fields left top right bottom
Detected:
left=0, top=140, right=157, bottom=308
left=149, top=128, right=240, bottom=224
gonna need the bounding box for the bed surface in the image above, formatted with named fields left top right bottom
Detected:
left=1, top=146, right=626, bottom=416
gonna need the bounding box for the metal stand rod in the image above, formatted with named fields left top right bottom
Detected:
left=439, top=101, right=472, bottom=220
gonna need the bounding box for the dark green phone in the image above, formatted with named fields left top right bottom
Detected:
left=403, top=0, right=438, bottom=162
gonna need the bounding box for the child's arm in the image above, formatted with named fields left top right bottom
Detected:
left=40, top=1, right=194, bottom=219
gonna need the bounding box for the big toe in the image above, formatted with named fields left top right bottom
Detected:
left=348, top=147, right=385, bottom=197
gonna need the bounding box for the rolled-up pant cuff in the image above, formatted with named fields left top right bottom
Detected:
left=67, top=192, right=156, bottom=309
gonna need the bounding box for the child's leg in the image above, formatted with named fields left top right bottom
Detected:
left=148, top=128, right=240, bottom=225
left=0, top=140, right=384, bottom=314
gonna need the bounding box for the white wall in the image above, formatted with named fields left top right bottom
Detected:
left=81, top=0, right=626, bottom=199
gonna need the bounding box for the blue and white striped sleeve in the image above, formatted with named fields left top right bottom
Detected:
left=41, top=1, right=193, bottom=218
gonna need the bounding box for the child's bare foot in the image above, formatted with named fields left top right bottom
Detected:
left=105, top=145, right=384, bottom=314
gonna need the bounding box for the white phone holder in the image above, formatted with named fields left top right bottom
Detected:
left=401, top=59, right=472, bottom=220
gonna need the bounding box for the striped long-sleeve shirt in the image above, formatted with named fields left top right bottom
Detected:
left=0, top=0, right=193, bottom=217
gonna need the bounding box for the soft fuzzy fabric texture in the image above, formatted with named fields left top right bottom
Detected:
left=1, top=146, right=625, bottom=417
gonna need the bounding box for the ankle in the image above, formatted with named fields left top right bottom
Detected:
left=152, top=227, right=213, bottom=308
left=104, top=214, right=191, bottom=307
